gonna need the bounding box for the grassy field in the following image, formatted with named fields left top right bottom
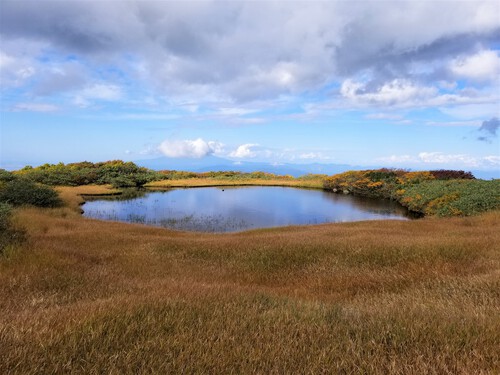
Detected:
left=1, top=185, right=499, bottom=374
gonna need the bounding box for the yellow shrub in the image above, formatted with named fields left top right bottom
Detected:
left=398, top=171, right=435, bottom=185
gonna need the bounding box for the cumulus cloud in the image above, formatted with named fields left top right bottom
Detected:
left=417, top=152, right=478, bottom=166
left=229, top=144, right=259, bottom=158
left=450, top=50, right=500, bottom=81
left=158, top=138, right=223, bottom=158
left=340, top=79, right=437, bottom=107
left=1, top=1, right=499, bottom=107
left=477, top=117, right=499, bottom=141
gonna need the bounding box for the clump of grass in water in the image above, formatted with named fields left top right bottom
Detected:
left=158, top=214, right=195, bottom=228
left=84, top=209, right=119, bottom=222
left=127, top=214, right=146, bottom=224
left=157, top=214, right=248, bottom=232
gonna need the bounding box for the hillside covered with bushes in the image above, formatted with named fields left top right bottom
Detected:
left=324, top=169, right=499, bottom=217
left=12, top=161, right=160, bottom=188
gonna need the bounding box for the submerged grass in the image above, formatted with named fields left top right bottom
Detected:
left=0, top=186, right=499, bottom=373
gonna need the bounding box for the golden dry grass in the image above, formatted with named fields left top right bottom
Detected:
left=0, top=186, right=499, bottom=374
left=55, top=185, right=121, bottom=212
left=146, top=177, right=324, bottom=189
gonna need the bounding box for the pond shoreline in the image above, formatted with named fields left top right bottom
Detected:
left=81, top=185, right=414, bottom=233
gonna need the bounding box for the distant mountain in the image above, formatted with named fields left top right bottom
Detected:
left=135, top=156, right=358, bottom=177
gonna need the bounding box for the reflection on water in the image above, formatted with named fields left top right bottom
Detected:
left=82, top=186, right=413, bottom=232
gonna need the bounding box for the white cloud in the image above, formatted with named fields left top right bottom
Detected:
left=450, top=50, right=500, bottom=81
left=418, top=152, right=478, bottom=166
left=0, top=50, right=35, bottom=87
left=438, top=102, right=500, bottom=120
left=13, top=103, right=59, bottom=112
left=329, top=77, right=500, bottom=115
left=341, top=79, right=437, bottom=107
left=483, top=155, right=500, bottom=166
left=366, top=113, right=404, bottom=121
left=217, top=107, right=257, bottom=116
left=158, top=138, right=223, bottom=158
left=298, top=151, right=332, bottom=162
left=0, top=51, right=14, bottom=69
left=81, top=83, right=122, bottom=100
left=0, top=0, right=499, bottom=128
left=229, top=144, right=259, bottom=158
left=299, top=152, right=322, bottom=160
left=73, top=83, right=122, bottom=107
left=2, top=1, right=499, bottom=106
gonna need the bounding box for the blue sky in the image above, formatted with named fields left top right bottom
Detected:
left=1, top=0, right=499, bottom=174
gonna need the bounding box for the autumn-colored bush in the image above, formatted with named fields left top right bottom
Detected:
left=429, top=170, right=475, bottom=180
left=323, top=169, right=407, bottom=199
left=324, top=169, right=498, bottom=217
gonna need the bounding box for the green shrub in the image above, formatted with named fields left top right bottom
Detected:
left=0, top=202, right=12, bottom=231
left=109, top=176, right=137, bottom=188
left=14, top=160, right=162, bottom=187
left=0, top=169, right=16, bottom=183
left=400, top=180, right=500, bottom=216
left=0, top=179, right=62, bottom=208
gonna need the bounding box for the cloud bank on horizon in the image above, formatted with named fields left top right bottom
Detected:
left=0, top=1, right=499, bottom=172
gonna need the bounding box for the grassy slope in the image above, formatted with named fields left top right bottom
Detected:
left=1, top=186, right=499, bottom=374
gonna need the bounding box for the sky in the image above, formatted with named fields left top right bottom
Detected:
left=1, top=0, right=499, bottom=175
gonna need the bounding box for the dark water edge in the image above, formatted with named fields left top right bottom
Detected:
left=82, top=186, right=415, bottom=233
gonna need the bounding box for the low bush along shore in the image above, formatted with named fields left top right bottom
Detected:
left=0, top=176, right=499, bottom=374
left=324, top=169, right=500, bottom=217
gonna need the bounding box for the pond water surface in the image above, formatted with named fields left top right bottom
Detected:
left=82, top=186, right=412, bottom=232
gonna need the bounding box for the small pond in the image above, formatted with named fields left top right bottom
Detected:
left=82, top=186, right=413, bottom=232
